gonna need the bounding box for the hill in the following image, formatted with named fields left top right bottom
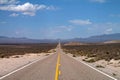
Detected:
left=0, top=36, right=58, bottom=44
left=64, top=33, right=120, bottom=43
left=0, top=33, right=120, bottom=43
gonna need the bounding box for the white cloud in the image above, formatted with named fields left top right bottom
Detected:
left=85, top=21, right=120, bottom=36
left=43, top=25, right=73, bottom=38
left=0, top=0, right=19, bottom=4
left=40, top=25, right=74, bottom=38
left=69, top=19, right=92, bottom=25
left=104, top=28, right=113, bottom=34
left=0, top=2, right=55, bottom=16
left=14, top=29, right=29, bottom=37
left=110, top=14, right=120, bottom=18
left=90, top=0, right=106, bottom=3
left=46, top=5, right=56, bottom=10
left=51, top=25, right=73, bottom=34
left=106, top=28, right=112, bottom=32
left=59, top=26, right=73, bottom=31
left=9, top=13, right=19, bottom=16
left=0, top=21, right=7, bottom=24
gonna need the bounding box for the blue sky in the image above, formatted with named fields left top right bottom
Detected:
left=0, top=0, right=120, bottom=39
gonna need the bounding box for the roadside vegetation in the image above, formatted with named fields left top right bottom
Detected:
left=0, top=43, right=57, bottom=58
left=63, top=43, right=120, bottom=61
left=96, top=65, right=105, bottom=68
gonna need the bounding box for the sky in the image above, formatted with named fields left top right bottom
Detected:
left=0, top=0, right=120, bottom=39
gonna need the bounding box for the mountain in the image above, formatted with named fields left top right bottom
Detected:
left=0, top=33, right=120, bottom=43
left=0, top=36, right=58, bottom=44
left=63, top=33, right=120, bottom=43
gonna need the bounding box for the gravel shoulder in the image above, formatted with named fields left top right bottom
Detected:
left=0, top=52, right=53, bottom=77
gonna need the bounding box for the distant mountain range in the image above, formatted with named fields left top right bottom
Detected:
left=0, top=36, right=58, bottom=44
left=65, top=33, right=120, bottom=43
left=0, top=33, right=120, bottom=43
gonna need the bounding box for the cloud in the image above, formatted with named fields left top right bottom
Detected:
left=51, top=25, right=73, bottom=34
left=0, top=21, right=7, bottom=24
left=43, top=25, right=73, bottom=38
left=0, top=2, right=56, bottom=16
left=59, top=26, right=73, bottom=32
left=85, top=21, right=120, bottom=35
left=14, top=29, right=29, bottom=37
left=69, top=19, right=92, bottom=25
left=46, top=5, right=56, bottom=10
left=87, top=22, right=118, bottom=35
left=104, top=28, right=113, bottom=34
left=90, top=0, right=106, bottom=3
left=110, top=14, right=120, bottom=18
left=0, top=0, right=19, bottom=4
left=9, top=13, right=19, bottom=16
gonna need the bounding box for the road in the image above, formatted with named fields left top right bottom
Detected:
left=0, top=43, right=117, bottom=80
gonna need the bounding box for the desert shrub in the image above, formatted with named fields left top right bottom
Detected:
left=0, top=43, right=57, bottom=58
left=96, top=65, right=105, bottom=68
left=112, top=73, right=117, bottom=76
left=82, top=59, right=86, bottom=61
left=85, top=58, right=95, bottom=63
left=0, top=54, right=5, bottom=58
left=73, top=54, right=76, bottom=57
left=45, top=54, right=49, bottom=56
left=63, top=43, right=120, bottom=61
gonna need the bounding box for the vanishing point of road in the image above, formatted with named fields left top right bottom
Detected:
left=0, top=43, right=117, bottom=80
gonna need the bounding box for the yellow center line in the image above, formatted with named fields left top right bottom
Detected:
left=54, top=53, right=61, bottom=80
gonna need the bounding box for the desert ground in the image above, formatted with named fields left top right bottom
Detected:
left=63, top=43, right=120, bottom=80
left=0, top=43, right=56, bottom=77
left=0, top=43, right=120, bottom=80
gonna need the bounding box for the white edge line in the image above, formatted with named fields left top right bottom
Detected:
left=67, top=54, right=118, bottom=80
left=0, top=53, right=54, bottom=80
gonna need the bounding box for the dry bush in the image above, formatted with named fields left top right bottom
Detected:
left=0, top=43, right=57, bottom=58
left=96, top=65, right=105, bottom=68
left=63, top=43, right=120, bottom=61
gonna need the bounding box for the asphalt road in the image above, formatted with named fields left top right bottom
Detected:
left=0, top=44, right=117, bottom=80
left=1, top=52, right=58, bottom=80
left=59, top=51, right=115, bottom=80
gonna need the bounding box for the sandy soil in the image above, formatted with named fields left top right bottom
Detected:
left=66, top=53, right=120, bottom=80
left=0, top=52, right=53, bottom=77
